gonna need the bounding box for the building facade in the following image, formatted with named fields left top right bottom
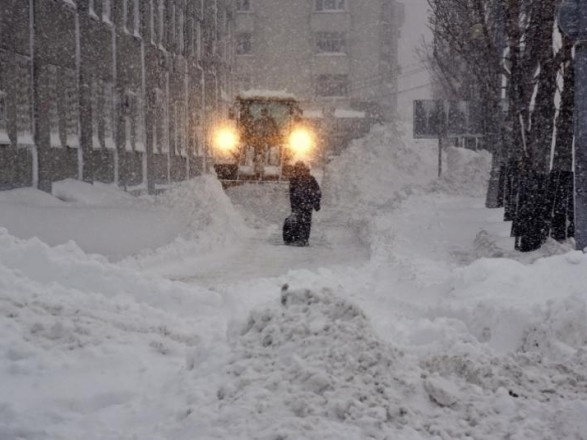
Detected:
left=233, top=0, right=404, bottom=121
left=0, top=0, right=234, bottom=192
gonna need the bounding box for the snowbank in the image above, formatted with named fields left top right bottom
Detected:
left=173, top=287, right=419, bottom=440
left=0, top=228, right=227, bottom=439
left=322, top=124, right=491, bottom=264
left=52, top=179, right=140, bottom=206
left=436, top=251, right=587, bottom=356
left=169, top=286, right=587, bottom=440
left=323, top=124, right=490, bottom=212
left=0, top=176, right=247, bottom=261
left=125, top=176, right=248, bottom=270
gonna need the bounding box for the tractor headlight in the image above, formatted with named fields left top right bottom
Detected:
left=288, top=127, right=314, bottom=155
left=213, top=126, right=239, bottom=153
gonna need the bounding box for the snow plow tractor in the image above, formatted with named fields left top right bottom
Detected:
left=211, top=91, right=317, bottom=185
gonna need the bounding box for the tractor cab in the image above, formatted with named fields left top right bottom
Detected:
left=212, top=91, right=315, bottom=183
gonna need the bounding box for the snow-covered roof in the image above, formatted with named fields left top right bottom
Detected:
left=300, top=108, right=368, bottom=119
left=303, top=110, right=324, bottom=119
left=237, top=89, right=297, bottom=101
left=334, top=109, right=366, bottom=119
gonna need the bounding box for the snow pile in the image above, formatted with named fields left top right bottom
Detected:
left=0, top=229, right=221, bottom=315
left=52, top=179, right=141, bottom=207
left=322, top=124, right=491, bottom=264
left=180, top=286, right=420, bottom=440
left=437, top=251, right=587, bottom=356
left=0, top=229, right=228, bottom=439
left=0, top=187, right=67, bottom=207
left=159, top=176, right=246, bottom=240
left=0, top=181, right=184, bottom=259
left=0, top=176, right=247, bottom=261
left=430, top=146, right=492, bottom=197
left=127, top=176, right=248, bottom=268
left=174, top=284, right=587, bottom=440
left=324, top=125, right=491, bottom=213
left=323, top=124, right=434, bottom=212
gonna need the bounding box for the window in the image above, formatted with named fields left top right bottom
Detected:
left=15, top=57, right=33, bottom=145
left=103, top=82, right=115, bottom=149
left=236, top=33, right=252, bottom=55
left=153, top=89, right=162, bottom=153
left=88, top=0, right=98, bottom=18
left=315, top=0, right=346, bottom=11
left=102, top=0, right=111, bottom=23
left=153, top=88, right=169, bottom=153
left=0, top=89, right=7, bottom=143
left=44, top=65, right=61, bottom=147
left=236, top=0, right=251, bottom=12
left=133, top=0, right=140, bottom=36
left=150, top=0, right=156, bottom=43
left=90, top=78, right=101, bottom=149
left=159, top=0, right=165, bottom=47
left=136, top=93, right=146, bottom=152
left=315, top=74, right=348, bottom=97
left=123, top=90, right=137, bottom=151
left=0, top=65, right=6, bottom=143
left=315, top=32, right=346, bottom=54
left=191, top=19, right=201, bottom=58
left=64, top=69, right=79, bottom=147
left=178, top=8, right=185, bottom=54
left=124, top=0, right=140, bottom=35
left=174, top=102, right=186, bottom=156
left=170, top=2, right=176, bottom=49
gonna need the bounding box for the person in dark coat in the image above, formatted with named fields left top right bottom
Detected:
left=287, top=161, right=321, bottom=246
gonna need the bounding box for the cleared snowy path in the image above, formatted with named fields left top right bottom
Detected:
left=151, top=182, right=370, bottom=287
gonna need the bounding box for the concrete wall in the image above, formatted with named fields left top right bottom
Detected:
left=0, top=0, right=233, bottom=192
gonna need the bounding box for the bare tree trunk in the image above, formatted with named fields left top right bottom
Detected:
left=550, top=35, right=575, bottom=241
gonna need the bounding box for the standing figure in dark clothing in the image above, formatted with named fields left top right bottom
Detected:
left=286, top=161, right=321, bottom=246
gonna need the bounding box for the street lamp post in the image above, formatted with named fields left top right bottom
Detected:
left=559, top=0, right=587, bottom=251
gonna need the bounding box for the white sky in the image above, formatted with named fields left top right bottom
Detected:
left=397, top=0, right=433, bottom=121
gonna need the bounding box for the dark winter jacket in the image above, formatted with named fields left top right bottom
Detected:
left=289, top=173, right=321, bottom=212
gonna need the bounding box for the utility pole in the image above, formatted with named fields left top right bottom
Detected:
left=559, top=0, right=587, bottom=250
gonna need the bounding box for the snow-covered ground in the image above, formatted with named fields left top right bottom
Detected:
left=1, top=124, right=586, bottom=439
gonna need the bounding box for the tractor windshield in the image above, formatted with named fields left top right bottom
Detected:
left=241, top=101, right=294, bottom=131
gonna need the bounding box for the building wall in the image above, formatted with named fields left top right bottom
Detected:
left=0, top=0, right=233, bottom=192
left=233, top=0, right=403, bottom=121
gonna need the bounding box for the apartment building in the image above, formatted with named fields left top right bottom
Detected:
left=0, top=0, right=233, bottom=192
left=232, top=0, right=404, bottom=121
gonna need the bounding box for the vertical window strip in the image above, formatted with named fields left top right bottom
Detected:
left=171, top=2, right=176, bottom=50
left=136, top=92, right=146, bottom=152
left=46, top=65, right=61, bottom=148
left=0, top=64, right=7, bottom=143
left=103, top=82, right=115, bottom=149
left=15, top=57, right=33, bottom=146
left=91, top=77, right=101, bottom=149
left=150, top=0, right=156, bottom=44
left=159, top=0, right=165, bottom=47
left=178, top=8, right=185, bottom=54
left=134, top=0, right=141, bottom=37
left=123, top=0, right=130, bottom=33
left=64, top=69, right=79, bottom=147
left=103, top=0, right=111, bottom=23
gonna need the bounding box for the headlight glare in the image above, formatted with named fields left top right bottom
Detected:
left=288, top=128, right=314, bottom=154
left=213, top=127, right=239, bottom=153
